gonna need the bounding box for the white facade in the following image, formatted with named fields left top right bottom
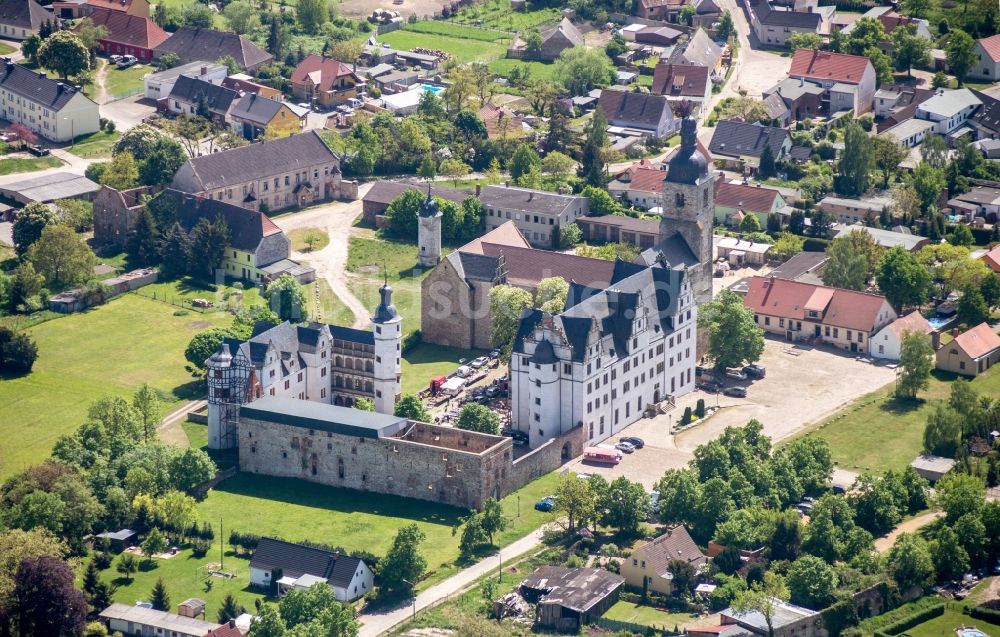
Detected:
left=417, top=193, right=443, bottom=267
left=0, top=84, right=99, bottom=143
left=915, top=89, right=982, bottom=134
left=970, top=36, right=1000, bottom=81
left=371, top=283, right=402, bottom=415
left=249, top=562, right=374, bottom=602
left=143, top=61, right=227, bottom=100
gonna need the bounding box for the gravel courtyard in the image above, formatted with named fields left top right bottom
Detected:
left=564, top=338, right=898, bottom=489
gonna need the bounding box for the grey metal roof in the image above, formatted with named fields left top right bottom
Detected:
left=917, top=88, right=981, bottom=118
left=240, top=397, right=407, bottom=438
left=98, top=604, right=220, bottom=635
left=753, top=1, right=821, bottom=27
left=0, top=59, right=89, bottom=111
left=250, top=537, right=365, bottom=589
left=146, top=60, right=226, bottom=82
left=480, top=184, right=583, bottom=216
left=520, top=567, right=625, bottom=614
left=723, top=598, right=819, bottom=632
left=0, top=171, right=99, bottom=203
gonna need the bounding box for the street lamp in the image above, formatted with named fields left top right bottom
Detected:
left=401, top=579, right=416, bottom=620
left=62, top=117, right=74, bottom=148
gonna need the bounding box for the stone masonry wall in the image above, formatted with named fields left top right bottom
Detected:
left=509, top=425, right=586, bottom=491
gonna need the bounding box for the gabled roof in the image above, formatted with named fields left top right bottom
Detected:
left=459, top=220, right=530, bottom=254
left=917, top=88, right=981, bottom=119
left=0, top=59, right=90, bottom=111
left=479, top=103, right=528, bottom=139
left=714, top=181, right=781, bottom=213
left=84, top=0, right=146, bottom=12
left=520, top=567, right=624, bottom=614
left=154, top=26, right=273, bottom=69
left=291, top=54, right=359, bottom=92
left=250, top=537, right=365, bottom=589
left=632, top=526, right=706, bottom=580
left=677, top=28, right=722, bottom=68
left=480, top=184, right=584, bottom=216
left=363, top=179, right=473, bottom=207
left=230, top=92, right=286, bottom=125
left=744, top=276, right=892, bottom=332
left=167, top=74, right=238, bottom=113
left=481, top=242, right=616, bottom=289
left=982, top=244, right=1000, bottom=273
left=579, top=214, right=661, bottom=235
left=541, top=17, right=583, bottom=48
left=155, top=189, right=282, bottom=252
left=651, top=63, right=710, bottom=98
left=173, top=131, right=338, bottom=192
left=752, top=1, right=821, bottom=29
left=79, top=8, right=169, bottom=49
left=979, top=34, right=1000, bottom=63
left=0, top=0, right=50, bottom=31
left=951, top=322, right=1000, bottom=360
left=789, top=48, right=872, bottom=85
left=599, top=89, right=671, bottom=129
left=708, top=120, right=790, bottom=159
left=881, top=310, right=933, bottom=338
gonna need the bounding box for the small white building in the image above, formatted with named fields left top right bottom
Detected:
left=249, top=537, right=374, bottom=602
left=969, top=34, right=1000, bottom=82
left=99, top=603, right=221, bottom=637
left=143, top=60, right=227, bottom=100
left=870, top=310, right=934, bottom=361
left=915, top=88, right=982, bottom=134
left=878, top=118, right=935, bottom=149
left=716, top=237, right=772, bottom=266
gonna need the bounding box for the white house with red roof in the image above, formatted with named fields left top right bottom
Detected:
left=608, top=159, right=667, bottom=208
left=871, top=310, right=934, bottom=361
left=981, top=244, right=1000, bottom=274
left=970, top=35, right=1000, bottom=82
left=744, top=276, right=897, bottom=353
left=787, top=48, right=876, bottom=114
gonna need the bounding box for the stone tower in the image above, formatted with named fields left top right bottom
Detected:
left=660, top=114, right=715, bottom=304
left=371, top=278, right=402, bottom=415
left=417, top=186, right=442, bottom=268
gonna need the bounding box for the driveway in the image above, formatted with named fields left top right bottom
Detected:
left=270, top=186, right=374, bottom=328
left=100, top=94, right=156, bottom=131
left=563, top=339, right=897, bottom=489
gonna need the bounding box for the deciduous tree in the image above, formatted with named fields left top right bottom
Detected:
left=394, top=394, right=430, bottom=422
left=455, top=403, right=501, bottom=435
left=25, top=224, right=97, bottom=290
left=698, top=290, right=765, bottom=369
left=488, top=284, right=532, bottom=357
left=264, top=274, right=307, bottom=322
left=37, top=31, right=89, bottom=80
left=898, top=330, right=934, bottom=400
left=378, top=524, right=426, bottom=594
left=13, top=556, right=86, bottom=637
left=946, top=29, right=977, bottom=87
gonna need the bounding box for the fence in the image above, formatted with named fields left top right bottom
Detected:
left=594, top=616, right=678, bottom=636
left=129, top=289, right=213, bottom=313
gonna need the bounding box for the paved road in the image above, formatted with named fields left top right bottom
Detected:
left=357, top=526, right=549, bottom=637
left=270, top=187, right=374, bottom=328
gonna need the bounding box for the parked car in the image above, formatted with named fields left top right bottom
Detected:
left=725, top=368, right=748, bottom=381
left=109, top=55, right=123, bottom=63
left=534, top=495, right=556, bottom=512
left=695, top=365, right=710, bottom=377
left=116, top=55, right=138, bottom=68
left=649, top=489, right=660, bottom=514
left=743, top=364, right=766, bottom=379
left=723, top=386, right=747, bottom=398
left=620, top=436, right=644, bottom=449
left=614, top=441, right=636, bottom=454
left=698, top=380, right=721, bottom=393
left=27, top=145, right=49, bottom=157
left=832, top=485, right=846, bottom=495
left=296, top=102, right=311, bottom=111
left=470, top=356, right=489, bottom=369
left=489, top=349, right=501, bottom=359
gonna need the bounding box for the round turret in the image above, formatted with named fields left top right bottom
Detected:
left=666, top=116, right=708, bottom=185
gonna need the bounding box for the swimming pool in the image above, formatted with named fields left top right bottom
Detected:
left=955, top=628, right=987, bottom=637
left=419, top=84, right=444, bottom=94
left=927, top=315, right=956, bottom=330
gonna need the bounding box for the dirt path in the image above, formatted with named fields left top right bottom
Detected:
left=155, top=399, right=205, bottom=448
left=271, top=189, right=373, bottom=328
left=874, top=511, right=943, bottom=552
left=93, top=59, right=109, bottom=105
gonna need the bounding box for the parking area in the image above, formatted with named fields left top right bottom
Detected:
left=564, top=337, right=898, bottom=489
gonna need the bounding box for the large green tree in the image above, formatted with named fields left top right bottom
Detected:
left=12, top=202, right=57, bottom=256
left=786, top=555, right=837, bottom=609
left=838, top=122, right=873, bottom=197
left=37, top=31, right=89, bottom=80
left=455, top=403, right=501, bottom=435
left=188, top=217, right=229, bottom=280
left=554, top=47, right=614, bottom=95
left=885, top=532, right=934, bottom=592
left=25, top=224, right=97, bottom=290
left=891, top=24, right=931, bottom=76
left=394, top=394, right=431, bottom=422
left=580, top=108, right=609, bottom=186
left=946, top=30, right=977, bottom=87
left=698, top=289, right=765, bottom=369
left=488, top=284, right=533, bottom=358
left=822, top=234, right=872, bottom=290
left=263, top=274, right=307, bottom=322
left=378, top=524, right=426, bottom=594
left=898, top=330, right=934, bottom=400
left=876, top=246, right=931, bottom=310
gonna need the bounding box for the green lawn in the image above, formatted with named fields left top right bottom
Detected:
left=604, top=601, right=702, bottom=632
left=445, top=0, right=562, bottom=31
left=905, top=606, right=1000, bottom=637
left=346, top=236, right=431, bottom=338
left=0, top=42, right=15, bottom=56
left=0, top=293, right=230, bottom=479
left=487, top=58, right=557, bottom=81
left=378, top=31, right=507, bottom=64
left=0, top=155, right=62, bottom=175
left=66, top=130, right=121, bottom=159
left=288, top=227, right=330, bottom=252
left=135, top=278, right=264, bottom=311
left=104, top=62, right=151, bottom=99
left=313, top=278, right=356, bottom=327
left=795, top=364, right=1000, bottom=474
left=404, top=21, right=511, bottom=42
left=401, top=342, right=484, bottom=395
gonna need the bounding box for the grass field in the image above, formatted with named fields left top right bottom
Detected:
left=404, top=21, right=511, bottom=42
left=604, top=601, right=702, bottom=632
left=313, top=278, right=356, bottom=327
left=905, top=605, right=1000, bottom=637
left=105, top=62, right=151, bottom=98
left=0, top=155, right=62, bottom=175
left=0, top=293, right=230, bottom=479
left=346, top=236, right=431, bottom=338
left=0, top=42, right=15, bottom=56
left=795, top=364, right=1000, bottom=474
left=288, top=227, right=330, bottom=252
left=445, top=0, right=562, bottom=31
left=378, top=30, right=507, bottom=63
left=66, top=130, right=121, bottom=159
left=487, top=58, right=557, bottom=81
left=401, top=342, right=483, bottom=395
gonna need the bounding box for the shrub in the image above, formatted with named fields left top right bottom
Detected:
left=695, top=399, right=705, bottom=418
left=871, top=602, right=944, bottom=637
left=970, top=606, right=1000, bottom=623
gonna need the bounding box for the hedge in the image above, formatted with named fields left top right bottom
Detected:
left=822, top=599, right=859, bottom=637
left=969, top=606, right=1000, bottom=624
left=872, top=602, right=945, bottom=637
left=803, top=237, right=831, bottom=252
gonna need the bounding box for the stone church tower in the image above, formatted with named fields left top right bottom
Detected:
left=417, top=186, right=442, bottom=267
left=660, top=114, right=715, bottom=304
left=371, top=279, right=402, bottom=415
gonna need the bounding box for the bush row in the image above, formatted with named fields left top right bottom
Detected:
left=872, top=602, right=945, bottom=637
left=969, top=605, right=1000, bottom=624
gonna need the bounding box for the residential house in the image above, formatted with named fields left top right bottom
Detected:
left=519, top=567, right=625, bottom=630
left=969, top=34, right=1000, bottom=82
left=223, top=72, right=283, bottom=99
left=0, top=0, right=51, bottom=40
left=52, top=0, right=149, bottom=19
left=915, top=88, right=981, bottom=137
left=877, top=118, right=935, bottom=148
left=818, top=194, right=891, bottom=224
left=713, top=181, right=786, bottom=225
left=763, top=77, right=825, bottom=122
left=170, top=131, right=345, bottom=213
left=717, top=237, right=772, bottom=266
left=750, top=1, right=823, bottom=49
left=143, top=60, right=226, bottom=101
left=744, top=275, right=898, bottom=353
left=599, top=89, right=677, bottom=139
left=870, top=310, right=934, bottom=361
left=672, top=28, right=723, bottom=75
left=230, top=92, right=307, bottom=140
left=970, top=89, right=1000, bottom=140
left=981, top=244, right=1000, bottom=273
left=291, top=54, right=363, bottom=108
left=708, top=120, right=792, bottom=170
left=153, top=26, right=273, bottom=71
left=721, top=598, right=825, bottom=637
left=634, top=0, right=685, bottom=20
left=945, top=186, right=1000, bottom=223
left=788, top=48, right=877, bottom=114
left=480, top=184, right=589, bottom=248
left=651, top=63, right=711, bottom=107
left=536, top=17, right=584, bottom=61
left=621, top=526, right=706, bottom=596
left=831, top=223, right=928, bottom=251
left=608, top=159, right=667, bottom=208
left=249, top=537, right=374, bottom=601
left=0, top=59, right=100, bottom=142
left=372, top=69, right=419, bottom=94
left=576, top=215, right=662, bottom=250
left=166, top=75, right=239, bottom=125
left=76, top=8, right=168, bottom=63
left=936, top=322, right=1000, bottom=376
left=361, top=179, right=473, bottom=223
left=99, top=604, right=221, bottom=637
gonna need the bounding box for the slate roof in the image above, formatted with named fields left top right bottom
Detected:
left=291, top=54, right=359, bottom=92
left=708, top=120, right=790, bottom=159
left=80, top=8, right=169, bottom=49
left=971, top=89, right=1000, bottom=134
left=231, top=92, right=286, bottom=125
left=676, top=28, right=722, bottom=68
left=173, top=131, right=338, bottom=192
left=240, top=397, right=406, bottom=438
left=153, top=189, right=281, bottom=252
left=752, top=1, right=821, bottom=28
left=641, top=232, right=700, bottom=268
left=979, top=34, right=1000, bottom=63
left=789, top=48, right=872, bottom=84
left=714, top=181, right=781, bottom=213
left=651, top=63, right=710, bottom=98
left=0, top=0, right=50, bottom=31
left=364, top=179, right=473, bottom=207
left=599, top=89, right=671, bottom=129
left=168, top=74, right=238, bottom=113
left=579, top=214, right=661, bottom=235
left=744, top=275, right=891, bottom=332
left=480, top=184, right=584, bottom=216
left=631, top=526, right=706, bottom=580
left=951, top=322, right=1000, bottom=360
left=250, top=537, right=365, bottom=589
left=0, top=59, right=89, bottom=111
left=154, top=26, right=273, bottom=69
left=520, top=567, right=625, bottom=614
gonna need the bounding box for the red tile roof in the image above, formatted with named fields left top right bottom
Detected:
left=626, top=167, right=668, bottom=195
left=980, top=34, right=1000, bottom=63
left=204, top=622, right=243, bottom=637
left=79, top=8, right=168, bottom=49
left=651, top=63, right=710, bottom=98
left=480, top=242, right=616, bottom=288
left=952, top=322, right=1000, bottom=360
left=789, top=48, right=872, bottom=85
left=744, top=276, right=892, bottom=332
left=478, top=103, right=527, bottom=139
left=461, top=220, right=530, bottom=254
left=84, top=0, right=144, bottom=12
left=291, top=54, right=359, bottom=92
left=885, top=310, right=933, bottom=337
left=714, top=181, right=780, bottom=214
left=876, top=11, right=919, bottom=34
left=981, top=244, right=1000, bottom=273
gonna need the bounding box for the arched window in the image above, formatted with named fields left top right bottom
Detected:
left=366, top=360, right=374, bottom=372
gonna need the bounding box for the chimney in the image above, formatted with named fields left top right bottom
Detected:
left=37, top=71, right=45, bottom=79
left=475, top=183, right=481, bottom=196
left=952, top=327, right=959, bottom=338
left=931, top=331, right=941, bottom=350
left=56, top=82, right=63, bottom=93
left=528, top=191, right=534, bottom=201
